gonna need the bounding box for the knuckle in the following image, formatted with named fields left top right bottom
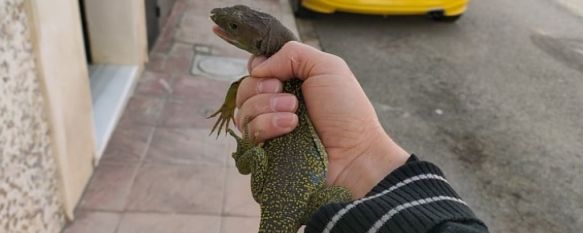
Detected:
left=236, top=77, right=257, bottom=107
left=235, top=114, right=243, bottom=133
left=235, top=87, right=247, bottom=108
left=247, top=56, right=257, bottom=72
left=238, top=103, right=252, bottom=125
left=239, top=100, right=253, bottom=118
left=239, top=94, right=270, bottom=121
left=326, top=53, right=347, bottom=66
left=252, top=98, right=265, bottom=114
left=249, top=116, right=268, bottom=141
left=282, top=42, right=305, bottom=60
left=283, top=41, right=302, bottom=50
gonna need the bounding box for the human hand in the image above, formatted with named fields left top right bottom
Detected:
left=234, top=41, right=409, bottom=198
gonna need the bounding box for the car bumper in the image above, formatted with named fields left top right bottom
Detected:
left=302, top=0, right=469, bottom=16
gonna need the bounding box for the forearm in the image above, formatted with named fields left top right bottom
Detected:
left=307, top=155, right=489, bottom=233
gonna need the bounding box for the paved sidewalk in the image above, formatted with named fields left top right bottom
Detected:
left=64, top=1, right=300, bottom=232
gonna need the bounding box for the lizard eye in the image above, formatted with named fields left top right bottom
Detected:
left=228, top=23, right=238, bottom=31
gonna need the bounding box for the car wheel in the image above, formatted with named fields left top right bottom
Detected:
left=290, top=0, right=315, bottom=18
left=434, top=15, right=462, bottom=22
left=428, top=10, right=462, bottom=22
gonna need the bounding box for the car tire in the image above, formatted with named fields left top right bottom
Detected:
left=290, top=0, right=315, bottom=18
left=434, top=15, right=462, bottom=22
left=428, top=10, right=462, bottom=22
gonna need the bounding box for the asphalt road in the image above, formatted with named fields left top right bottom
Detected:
left=301, top=0, right=583, bottom=232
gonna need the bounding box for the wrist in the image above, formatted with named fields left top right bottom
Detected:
left=339, top=129, right=410, bottom=198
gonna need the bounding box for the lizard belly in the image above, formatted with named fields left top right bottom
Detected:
left=258, top=124, right=327, bottom=229
left=256, top=79, right=328, bottom=225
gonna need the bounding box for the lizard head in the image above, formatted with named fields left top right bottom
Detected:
left=210, top=5, right=297, bottom=56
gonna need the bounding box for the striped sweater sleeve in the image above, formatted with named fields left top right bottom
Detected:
left=306, top=155, right=489, bottom=233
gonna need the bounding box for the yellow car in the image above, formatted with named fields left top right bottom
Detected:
left=289, top=0, right=468, bottom=22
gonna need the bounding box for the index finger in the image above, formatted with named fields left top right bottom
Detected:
left=250, top=41, right=352, bottom=81
left=236, top=77, right=283, bottom=108
left=247, top=55, right=267, bottom=73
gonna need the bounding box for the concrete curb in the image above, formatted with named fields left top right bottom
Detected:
left=251, top=1, right=322, bottom=51
left=295, top=18, right=322, bottom=50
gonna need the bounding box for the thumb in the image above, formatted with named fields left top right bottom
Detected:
left=250, top=41, right=351, bottom=81
left=247, top=55, right=267, bottom=73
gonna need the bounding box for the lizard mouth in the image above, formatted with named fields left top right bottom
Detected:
left=212, top=25, right=238, bottom=45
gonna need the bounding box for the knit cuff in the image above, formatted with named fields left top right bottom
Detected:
left=306, top=155, right=487, bottom=233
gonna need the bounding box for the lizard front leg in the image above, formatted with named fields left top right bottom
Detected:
left=208, top=76, right=248, bottom=136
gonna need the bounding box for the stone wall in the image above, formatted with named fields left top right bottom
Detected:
left=0, top=0, right=65, bottom=232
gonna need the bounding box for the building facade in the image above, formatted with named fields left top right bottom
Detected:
left=0, top=0, right=172, bottom=232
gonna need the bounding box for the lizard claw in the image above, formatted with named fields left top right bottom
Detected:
left=207, top=103, right=235, bottom=137
left=208, top=77, right=245, bottom=137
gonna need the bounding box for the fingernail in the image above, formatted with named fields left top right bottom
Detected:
left=257, top=79, right=281, bottom=93
left=270, top=95, right=296, bottom=111
left=273, top=114, right=297, bottom=129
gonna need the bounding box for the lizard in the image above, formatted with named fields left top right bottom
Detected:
left=208, top=5, right=353, bottom=233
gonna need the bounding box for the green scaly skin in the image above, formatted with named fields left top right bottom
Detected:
left=208, top=5, right=352, bottom=233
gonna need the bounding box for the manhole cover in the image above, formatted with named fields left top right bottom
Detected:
left=192, top=54, right=247, bottom=81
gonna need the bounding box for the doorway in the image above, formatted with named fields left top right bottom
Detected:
left=79, top=0, right=149, bottom=160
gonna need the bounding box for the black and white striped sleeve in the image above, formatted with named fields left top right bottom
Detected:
left=306, top=155, right=489, bottom=233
